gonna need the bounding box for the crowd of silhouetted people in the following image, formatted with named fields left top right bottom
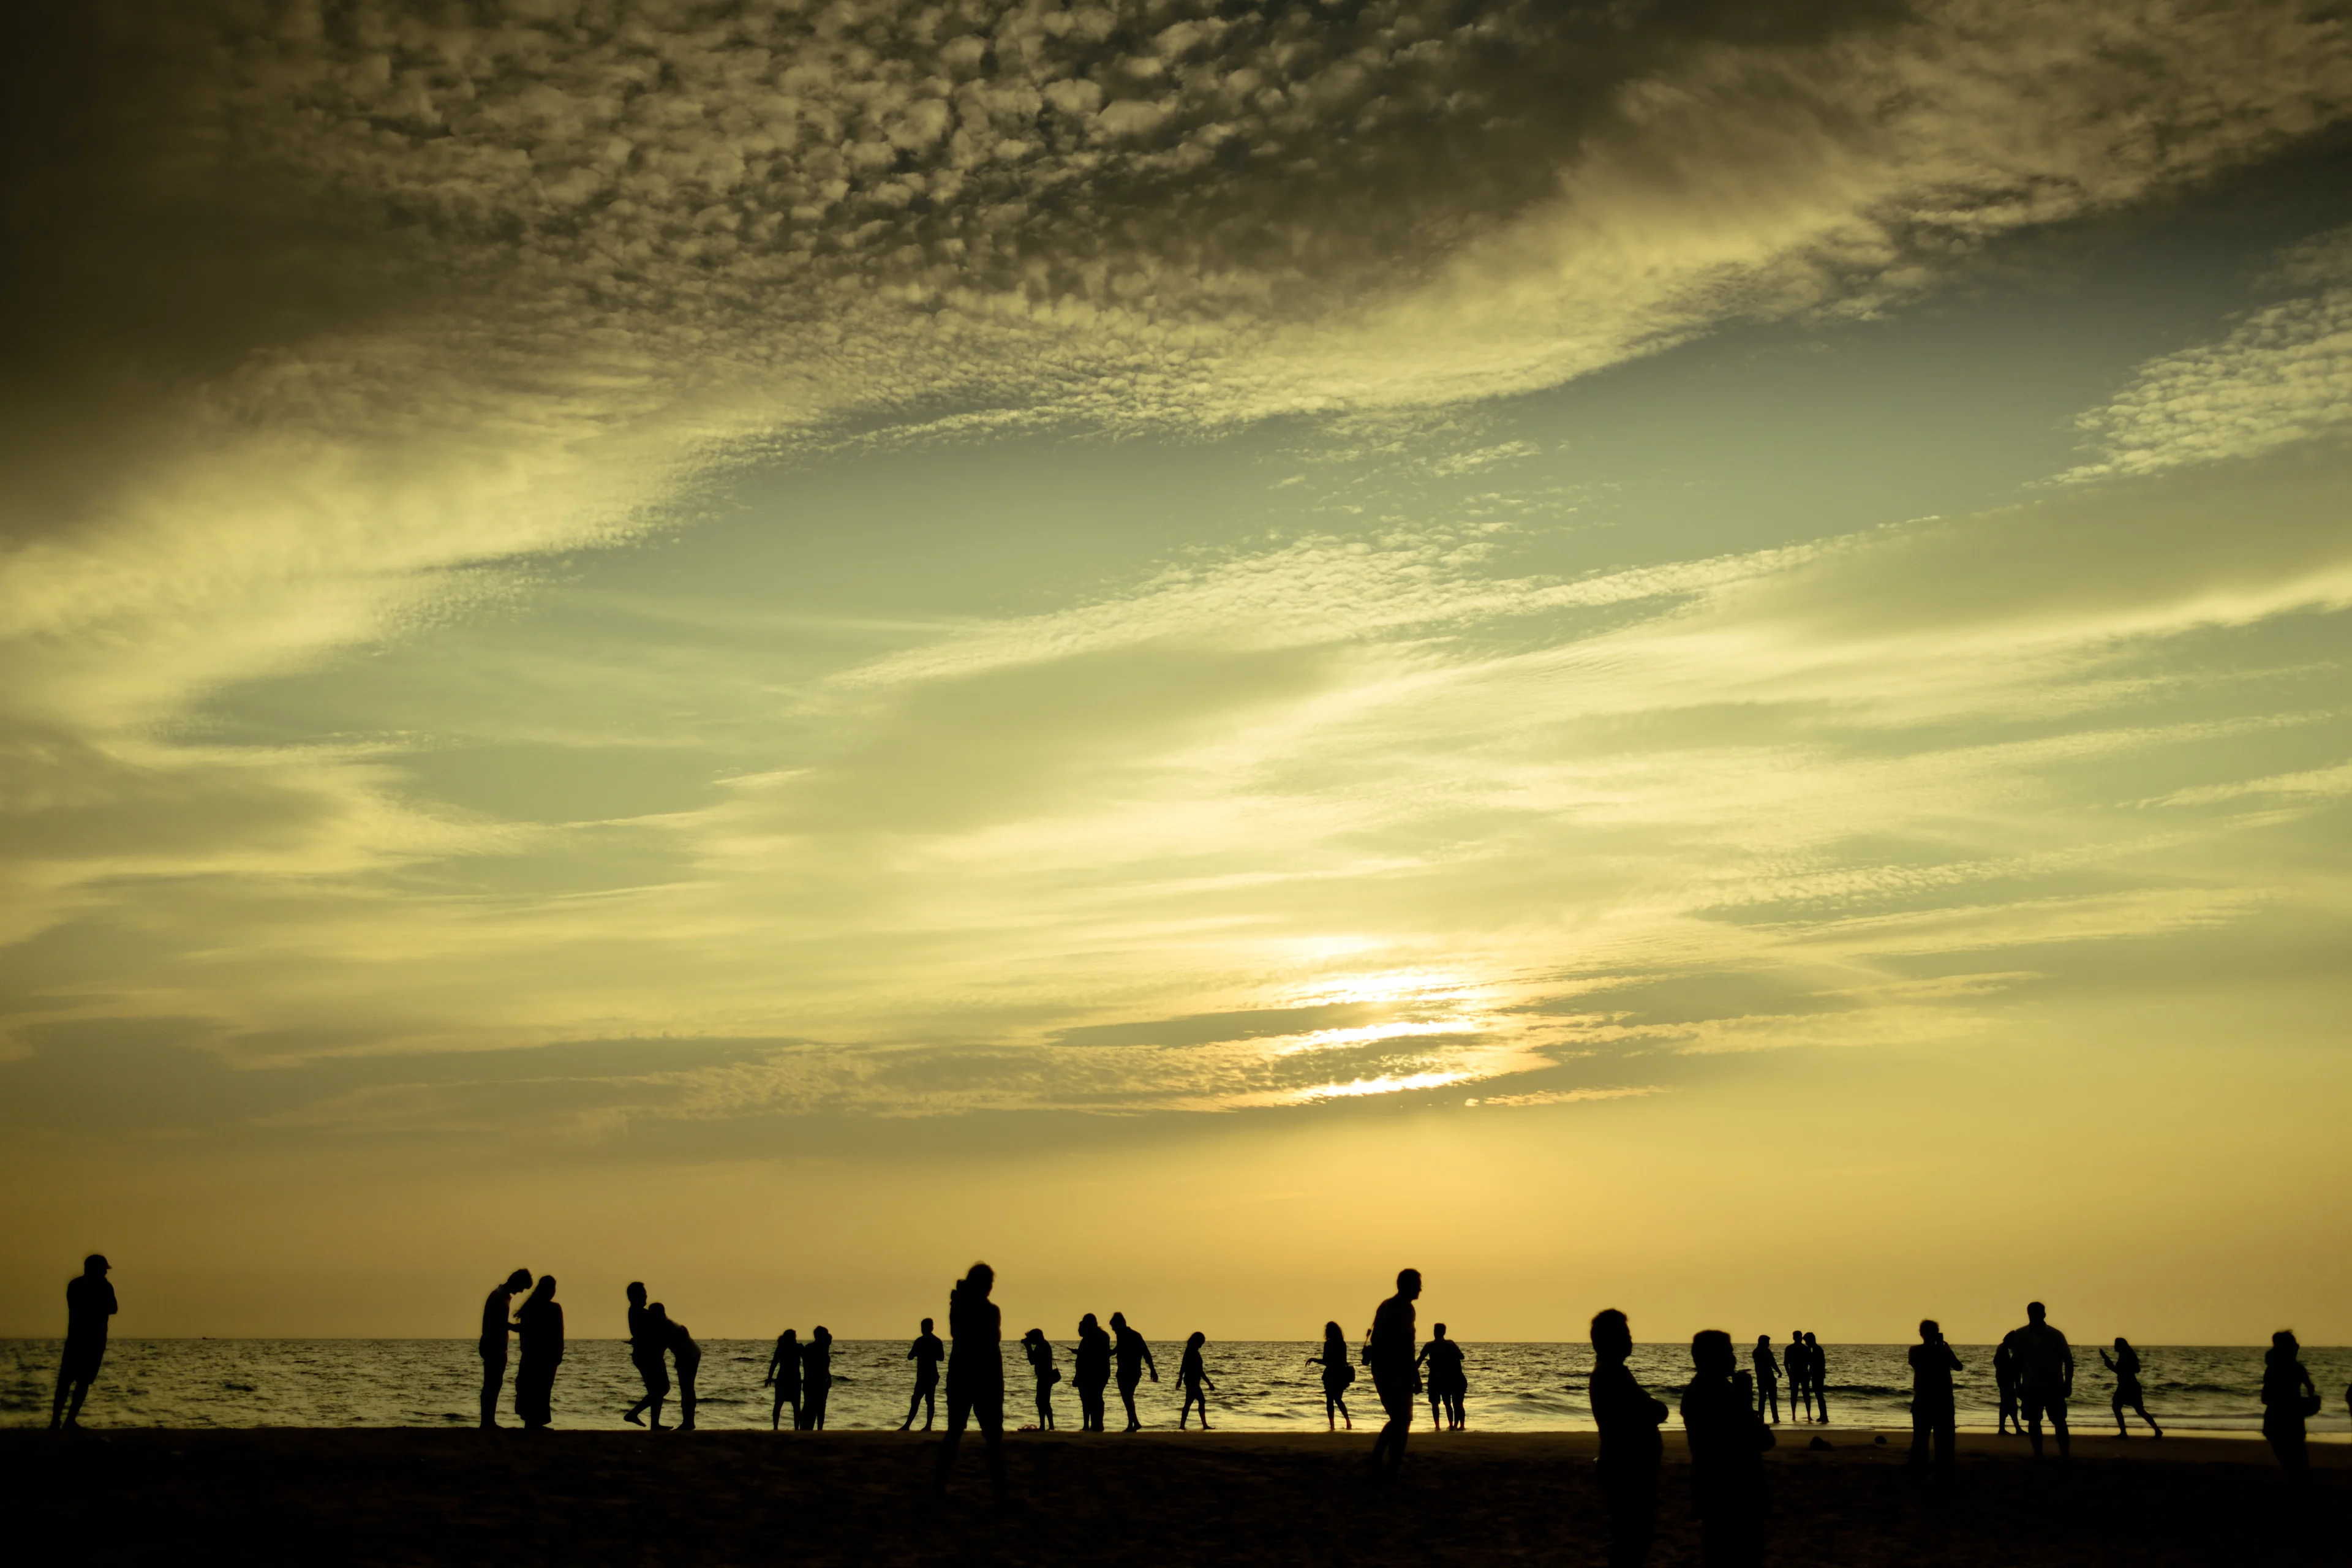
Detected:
left=41, top=1253, right=2346, bottom=1556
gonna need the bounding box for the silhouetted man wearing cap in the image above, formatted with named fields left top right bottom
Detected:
left=51, top=1254, right=116, bottom=1428
left=479, top=1268, right=532, bottom=1430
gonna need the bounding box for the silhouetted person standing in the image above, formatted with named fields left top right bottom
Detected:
left=1752, top=1336, right=1781, bottom=1424
left=478, top=1268, right=532, bottom=1430
left=765, top=1327, right=800, bottom=1430
left=2100, top=1338, right=2162, bottom=1438
left=624, top=1282, right=668, bottom=1430
left=513, top=1275, right=564, bottom=1431
left=1418, top=1322, right=1466, bottom=1430
left=1023, top=1327, right=1059, bottom=1430
left=900, top=1316, right=945, bottom=1431
left=1110, top=1311, right=1158, bottom=1431
left=2261, top=1330, right=2318, bottom=1502
left=662, top=1305, right=701, bottom=1431
left=801, top=1325, right=834, bottom=1430
left=2011, top=1301, right=2073, bottom=1459
left=1311, top=1320, right=1356, bottom=1430
left=1907, top=1318, right=1962, bottom=1483
left=1074, top=1313, right=1111, bottom=1432
left=1993, top=1331, right=2021, bottom=1435
left=49, top=1255, right=116, bottom=1430
left=1177, top=1332, right=1216, bottom=1429
left=933, top=1262, right=1005, bottom=1502
left=1366, top=1267, right=1422, bottom=1479
left=1804, top=1332, right=1828, bottom=1422
left=1784, top=1329, right=1809, bottom=1420
left=1682, top=1329, right=1774, bottom=1567
left=1589, top=1308, right=1667, bottom=1568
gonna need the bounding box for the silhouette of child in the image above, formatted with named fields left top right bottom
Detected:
left=1177, top=1332, right=1216, bottom=1428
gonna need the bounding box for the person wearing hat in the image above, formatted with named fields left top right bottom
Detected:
left=51, top=1254, right=117, bottom=1428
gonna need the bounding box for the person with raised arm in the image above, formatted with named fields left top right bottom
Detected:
left=48, top=1254, right=117, bottom=1430
left=1365, top=1267, right=1422, bottom=1479
left=477, top=1267, right=532, bottom=1430
left=2011, top=1301, right=2074, bottom=1459
left=513, top=1275, right=564, bottom=1431
left=932, top=1262, right=1006, bottom=1502
left=1907, top=1318, right=1963, bottom=1483
left=1177, top=1332, right=1216, bottom=1429
left=899, top=1316, right=945, bottom=1432
left=1681, top=1329, right=1774, bottom=1567
left=1309, top=1320, right=1355, bottom=1430
left=623, top=1282, right=668, bottom=1430
left=2100, top=1337, right=2163, bottom=1438
left=765, top=1326, right=800, bottom=1430
left=1110, top=1311, right=1158, bottom=1432
left=1588, top=1308, right=1667, bottom=1568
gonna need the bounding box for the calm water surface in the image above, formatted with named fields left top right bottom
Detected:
left=5, top=1339, right=2346, bottom=1436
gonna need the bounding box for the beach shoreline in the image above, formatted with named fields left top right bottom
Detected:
left=9, top=1427, right=2342, bottom=1564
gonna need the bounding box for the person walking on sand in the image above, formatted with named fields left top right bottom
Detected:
left=513, top=1275, right=564, bottom=1431
left=1022, top=1327, right=1060, bottom=1430
left=1589, top=1308, right=1667, bottom=1568
left=477, top=1268, right=532, bottom=1430
left=932, top=1262, right=1006, bottom=1502
left=1682, top=1329, right=1774, bottom=1567
left=765, top=1327, right=801, bottom=1430
left=1803, top=1332, right=1828, bottom=1422
left=1366, top=1267, right=1423, bottom=1479
left=1110, top=1311, right=1158, bottom=1432
left=49, top=1254, right=118, bottom=1430
left=1752, top=1335, right=1782, bottom=1424
left=1074, top=1312, right=1111, bottom=1432
left=801, top=1325, right=834, bottom=1430
left=1993, top=1330, right=2022, bottom=1436
left=1784, top=1329, right=1810, bottom=1420
left=624, top=1282, right=669, bottom=1430
left=2011, top=1301, right=2073, bottom=1459
left=1177, top=1332, right=1216, bottom=1429
left=899, top=1316, right=945, bottom=1431
left=2261, top=1330, right=2318, bottom=1502
left=2101, top=1338, right=2163, bottom=1438
left=1907, top=1319, right=1962, bottom=1484
left=1310, top=1320, right=1356, bottom=1430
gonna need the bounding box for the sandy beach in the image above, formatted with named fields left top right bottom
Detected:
left=6, top=1427, right=2342, bottom=1565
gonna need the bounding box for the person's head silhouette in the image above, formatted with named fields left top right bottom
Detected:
left=781, top=1327, right=797, bottom=1346
left=83, top=1255, right=109, bottom=1278
left=1186, top=1330, right=1205, bottom=1352
left=2027, top=1300, right=2047, bottom=1324
left=962, top=1262, right=993, bottom=1299
left=2114, top=1336, right=2128, bottom=1351
left=1920, top=1319, right=1941, bottom=1340
left=627, top=1281, right=646, bottom=1306
left=1433, top=1322, right=1449, bottom=1340
left=1691, top=1329, right=1735, bottom=1378
left=1757, top=1335, right=1771, bottom=1349
left=1110, top=1311, right=1128, bottom=1332
left=1080, top=1312, right=1099, bottom=1334
left=922, top=1316, right=935, bottom=1333
left=649, top=1302, right=670, bottom=1328
left=527, top=1275, right=556, bottom=1307
left=813, top=1325, right=831, bottom=1344
left=1396, top=1268, right=1422, bottom=1300
left=1591, top=1308, right=1632, bottom=1364
left=504, top=1268, right=532, bottom=1293
left=1024, top=1327, right=1045, bottom=1348
left=2271, top=1329, right=2299, bottom=1361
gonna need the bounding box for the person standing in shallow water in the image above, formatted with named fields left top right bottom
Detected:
left=478, top=1268, right=532, bottom=1430
left=1074, top=1313, right=1111, bottom=1432
left=933, top=1262, right=1006, bottom=1502
left=801, top=1325, right=834, bottom=1430
left=2261, top=1330, right=2318, bottom=1502
left=662, top=1305, right=701, bottom=1431
left=1907, top=1319, right=1962, bottom=1484
left=1177, top=1332, right=1216, bottom=1429
left=1110, top=1311, right=1158, bottom=1431
left=1589, top=1308, right=1667, bottom=1568
left=1310, top=1321, right=1355, bottom=1430
left=513, top=1275, right=564, bottom=1431
left=1752, top=1336, right=1781, bottom=1425
left=2011, top=1301, right=2073, bottom=1459
left=50, top=1254, right=117, bottom=1430
left=1366, top=1267, right=1422, bottom=1479
left=623, top=1282, right=668, bottom=1430
left=1022, top=1327, right=1059, bottom=1430
left=1682, top=1329, right=1774, bottom=1568
left=2100, top=1338, right=2163, bottom=1438
left=900, top=1316, right=944, bottom=1431
left=765, top=1327, right=800, bottom=1430
left=1993, top=1331, right=2022, bottom=1436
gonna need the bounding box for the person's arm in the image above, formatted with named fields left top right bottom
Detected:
left=2099, top=1349, right=2115, bottom=1371
left=2062, top=1336, right=2075, bottom=1395
left=1145, top=1343, right=1159, bottom=1380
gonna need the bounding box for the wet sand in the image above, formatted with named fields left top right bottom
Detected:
left=6, top=1427, right=2343, bottom=1564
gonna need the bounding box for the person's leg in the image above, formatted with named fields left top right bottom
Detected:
left=2050, top=1400, right=2070, bottom=1460
left=932, top=1385, right=972, bottom=1492
left=924, top=1381, right=937, bottom=1430
left=479, top=1351, right=504, bottom=1430
left=1118, top=1373, right=1140, bottom=1431
left=1600, top=1461, right=1658, bottom=1568
left=1936, top=1414, right=1956, bottom=1480
left=2139, top=1398, right=2163, bottom=1438
left=2023, top=1393, right=2045, bottom=1458
left=979, top=1393, right=1005, bottom=1499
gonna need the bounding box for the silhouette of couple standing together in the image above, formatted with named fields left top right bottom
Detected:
left=620, top=1281, right=704, bottom=1431
left=477, top=1268, right=564, bottom=1431
left=763, top=1322, right=836, bottom=1430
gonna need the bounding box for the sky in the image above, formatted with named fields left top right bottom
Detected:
left=1, top=0, right=2348, bottom=1346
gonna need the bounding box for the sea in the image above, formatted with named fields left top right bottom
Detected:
left=4, top=1339, right=2346, bottom=1436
